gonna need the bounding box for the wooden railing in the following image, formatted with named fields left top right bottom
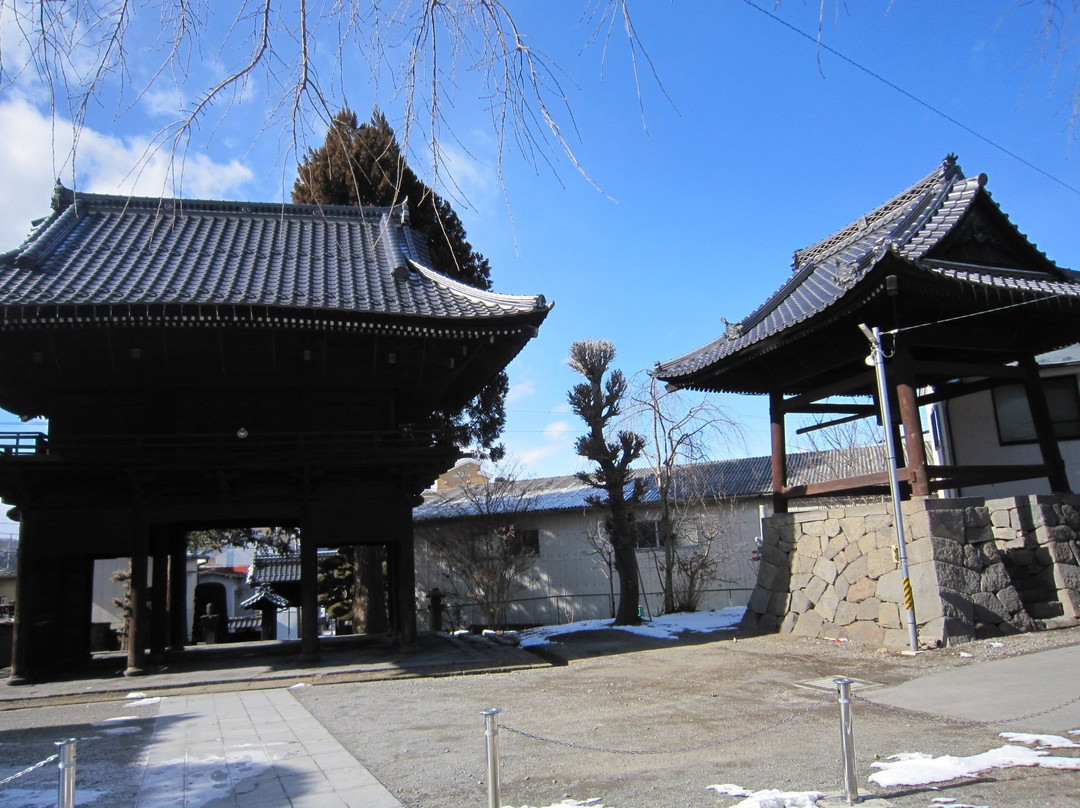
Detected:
left=0, top=432, right=47, bottom=455
left=0, top=428, right=454, bottom=464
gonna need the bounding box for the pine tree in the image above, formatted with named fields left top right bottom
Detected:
left=293, top=109, right=491, bottom=290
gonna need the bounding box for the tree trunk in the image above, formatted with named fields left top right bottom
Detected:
left=612, top=539, right=641, bottom=625
left=353, top=545, right=389, bottom=634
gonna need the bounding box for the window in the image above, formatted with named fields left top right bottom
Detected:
left=992, top=376, right=1080, bottom=445
left=506, top=527, right=539, bottom=556
left=629, top=520, right=661, bottom=549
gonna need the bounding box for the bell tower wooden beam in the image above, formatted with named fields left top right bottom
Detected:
left=770, top=391, right=788, bottom=514
left=1020, top=354, right=1071, bottom=493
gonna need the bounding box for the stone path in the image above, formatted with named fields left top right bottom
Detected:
left=135, top=689, right=402, bottom=808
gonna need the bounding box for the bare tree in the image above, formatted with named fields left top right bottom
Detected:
left=645, top=476, right=739, bottom=613
left=423, top=466, right=538, bottom=630
left=582, top=515, right=616, bottom=619
left=630, top=373, right=742, bottom=613
left=568, top=339, right=645, bottom=625
left=0, top=1, right=656, bottom=201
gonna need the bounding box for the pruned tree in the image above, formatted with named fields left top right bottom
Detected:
left=568, top=339, right=645, bottom=626
left=630, top=373, right=742, bottom=613
left=423, top=466, right=538, bottom=630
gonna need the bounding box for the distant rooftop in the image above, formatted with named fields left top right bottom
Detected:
left=414, top=445, right=885, bottom=521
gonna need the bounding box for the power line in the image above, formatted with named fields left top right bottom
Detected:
left=742, top=0, right=1080, bottom=197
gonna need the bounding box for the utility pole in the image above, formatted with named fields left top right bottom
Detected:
left=859, top=324, right=919, bottom=653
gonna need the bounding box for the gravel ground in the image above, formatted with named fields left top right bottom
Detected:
left=0, top=698, right=155, bottom=807
left=295, top=626, right=1080, bottom=808
left=1, top=625, right=1078, bottom=808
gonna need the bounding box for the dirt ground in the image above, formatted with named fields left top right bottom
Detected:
left=295, top=626, right=1080, bottom=808
left=1, top=625, right=1078, bottom=808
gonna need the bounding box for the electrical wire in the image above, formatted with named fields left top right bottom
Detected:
left=741, top=0, right=1080, bottom=197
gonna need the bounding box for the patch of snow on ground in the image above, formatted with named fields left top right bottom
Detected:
left=517, top=607, right=745, bottom=647
left=868, top=745, right=1080, bottom=787
left=999, top=731, right=1080, bottom=749
left=707, top=784, right=825, bottom=807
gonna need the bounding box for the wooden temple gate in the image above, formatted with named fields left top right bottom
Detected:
left=0, top=187, right=550, bottom=682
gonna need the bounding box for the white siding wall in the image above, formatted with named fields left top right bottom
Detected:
left=415, top=496, right=766, bottom=629
left=943, top=369, right=1080, bottom=499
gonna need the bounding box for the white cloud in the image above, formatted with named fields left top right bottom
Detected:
left=507, top=419, right=585, bottom=479
left=434, top=139, right=499, bottom=214
left=0, top=95, right=253, bottom=249
left=507, top=379, right=536, bottom=404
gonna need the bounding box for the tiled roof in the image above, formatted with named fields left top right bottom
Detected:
left=654, top=155, right=1080, bottom=382
left=246, top=549, right=336, bottom=585
left=246, top=553, right=302, bottom=585
left=0, top=185, right=550, bottom=330
left=413, top=445, right=885, bottom=521
left=240, top=585, right=292, bottom=610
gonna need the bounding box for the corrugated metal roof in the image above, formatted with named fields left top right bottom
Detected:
left=654, top=155, right=1080, bottom=382
left=0, top=185, right=550, bottom=326
left=413, top=445, right=885, bottom=521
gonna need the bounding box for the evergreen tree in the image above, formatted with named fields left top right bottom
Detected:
left=293, top=108, right=506, bottom=459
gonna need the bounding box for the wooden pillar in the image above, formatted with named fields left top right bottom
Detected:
left=892, top=346, right=929, bottom=498
left=167, top=530, right=188, bottom=652
left=769, top=391, right=788, bottom=514
left=7, top=512, right=34, bottom=684
left=149, top=528, right=169, bottom=659
left=299, top=519, right=320, bottom=660
left=1021, top=354, right=1071, bottom=493
left=389, top=497, right=417, bottom=644
left=125, top=518, right=149, bottom=676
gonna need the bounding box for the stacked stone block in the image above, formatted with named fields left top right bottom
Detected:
left=742, top=494, right=1080, bottom=648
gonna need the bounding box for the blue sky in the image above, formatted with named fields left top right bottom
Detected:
left=1, top=1, right=1079, bottom=527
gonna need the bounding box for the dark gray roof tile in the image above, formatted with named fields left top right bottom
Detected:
left=0, top=186, right=550, bottom=327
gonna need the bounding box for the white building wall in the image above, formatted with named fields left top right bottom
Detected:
left=942, top=368, right=1080, bottom=499
left=415, top=496, right=767, bottom=630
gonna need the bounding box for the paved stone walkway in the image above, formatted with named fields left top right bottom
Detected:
left=135, top=689, right=402, bottom=808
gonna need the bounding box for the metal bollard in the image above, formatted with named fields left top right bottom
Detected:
left=481, top=709, right=502, bottom=808
left=833, top=679, right=861, bottom=804
left=56, top=738, right=76, bottom=808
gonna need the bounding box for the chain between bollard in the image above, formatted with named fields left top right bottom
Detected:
left=499, top=694, right=832, bottom=756
left=0, top=753, right=60, bottom=787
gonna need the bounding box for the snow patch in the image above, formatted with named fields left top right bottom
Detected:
left=869, top=744, right=1080, bottom=787
left=707, top=785, right=825, bottom=807
left=518, top=608, right=744, bottom=647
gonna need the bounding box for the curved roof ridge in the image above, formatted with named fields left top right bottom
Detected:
left=793, top=155, right=963, bottom=271
left=50, top=183, right=400, bottom=223
left=408, top=259, right=551, bottom=314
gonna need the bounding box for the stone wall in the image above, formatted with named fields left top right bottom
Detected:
left=742, top=494, right=1080, bottom=648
